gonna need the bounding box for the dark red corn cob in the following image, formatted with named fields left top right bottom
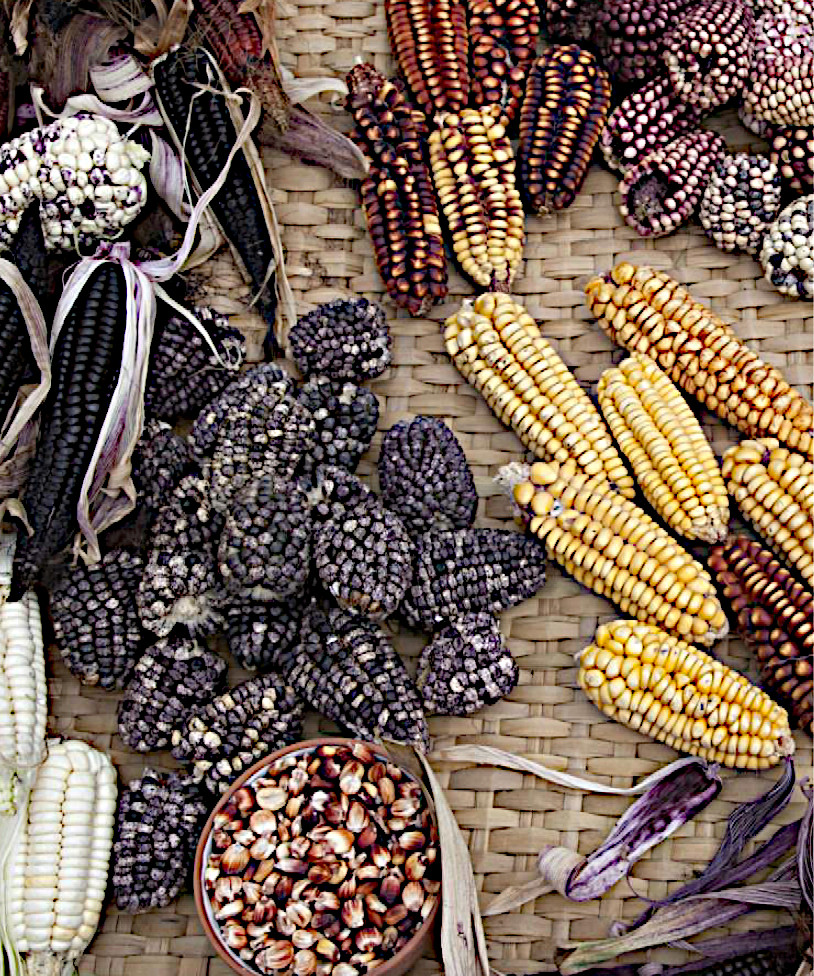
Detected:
left=770, top=127, right=814, bottom=194
left=346, top=63, right=448, bottom=316
left=600, top=77, right=705, bottom=174
left=709, top=536, right=813, bottom=736
left=596, top=0, right=697, bottom=83
left=543, top=0, right=600, bottom=44
left=468, top=0, right=540, bottom=126
left=618, top=129, right=727, bottom=237
left=518, top=46, right=611, bottom=214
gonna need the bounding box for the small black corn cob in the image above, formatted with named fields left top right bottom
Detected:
left=153, top=49, right=280, bottom=355
left=131, top=420, right=196, bottom=530
left=308, top=465, right=378, bottom=524
left=279, top=602, right=429, bottom=751
left=288, top=298, right=392, bottom=383
left=225, top=596, right=306, bottom=671
left=401, top=527, right=546, bottom=629
left=14, top=263, right=126, bottom=590
left=418, top=613, right=518, bottom=716
left=297, top=376, right=379, bottom=474
left=145, top=306, right=245, bottom=424
left=49, top=548, right=145, bottom=690
left=171, top=673, right=304, bottom=794
left=378, top=416, right=477, bottom=536
left=111, top=768, right=209, bottom=912
left=118, top=637, right=227, bottom=752
left=218, top=477, right=312, bottom=602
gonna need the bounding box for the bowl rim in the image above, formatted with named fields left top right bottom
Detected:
left=193, top=736, right=441, bottom=976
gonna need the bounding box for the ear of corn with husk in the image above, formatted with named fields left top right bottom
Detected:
left=506, top=460, right=728, bottom=646
left=597, top=353, right=729, bottom=543
left=445, top=293, right=634, bottom=496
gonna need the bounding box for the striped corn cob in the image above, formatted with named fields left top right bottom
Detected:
left=585, top=263, right=814, bottom=456
left=384, top=0, right=469, bottom=120
left=346, top=64, right=448, bottom=316
left=429, top=107, right=524, bottom=290
left=445, top=293, right=634, bottom=495
left=709, top=536, right=813, bottom=735
left=508, top=460, right=728, bottom=645
left=597, top=354, right=729, bottom=543
left=721, top=439, right=813, bottom=588
left=0, top=591, right=46, bottom=816
left=5, top=739, right=117, bottom=975
left=578, top=620, right=794, bottom=769
left=518, top=46, right=611, bottom=215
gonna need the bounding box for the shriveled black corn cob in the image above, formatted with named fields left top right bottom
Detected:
left=518, top=45, right=611, bottom=215
left=308, top=465, right=378, bottom=524
left=149, top=473, right=224, bottom=553
left=14, top=263, right=125, bottom=591
left=118, top=637, right=227, bottom=752
left=378, top=416, right=477, bottom=536
left=153, top=49, right=280, bottom=355
left=171, top=673, right=304, bottom=794
left=278, top=601, right=429, bottom=751
left=131, top=420, right=196, bottom=530
left=111, top=769, right=209, bottom=912
left=49, top=548, right=144, bottom=690
left=296, top=376, right=379, bottom=474
left=225, top=596, right=306, bottom=671
left=401, top=526, right=546, bottom=629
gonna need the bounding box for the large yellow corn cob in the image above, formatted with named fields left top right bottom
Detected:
left=446, top=293, right=634, bottom=495
left=722, top=439, right=813, bottom=588
left=585, top=263, right=814, bottom=456
left=597, top=353, right=729, bottom=543
left=507, top=460, right=728, bottom=645
left=578, top=620, right=795, bottom=770
left=428, top=107, right=525, bottom=291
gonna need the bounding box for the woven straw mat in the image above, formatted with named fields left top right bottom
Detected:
left=46, top=8, right=814, bottom=976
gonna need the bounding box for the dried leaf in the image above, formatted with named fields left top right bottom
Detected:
left=10, top=0, right=32, bottom=54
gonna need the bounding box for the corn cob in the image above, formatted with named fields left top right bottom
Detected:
left=518, top=46, right=611, bottom=215
left=594, top=0, right=698, bottom=83
left=224, top=595, right=306, bottom=671
left=296, top=376, right=379, bottom=474
left=445, top=293, right=634, bottom=495
left=577, top=620, right=794, bottom=769
left=585, top=263, right=814, bottom=456
left=429, top=107, right=524, bottom=290
left=468, top=0, right=540, bottom=126
left=508, top=460, right=728, bottom=645
left=721, top=439, right=813, bottom=588
left=597, top=354, right=729, bottom=543
left=699, top=153, right=782, bottom=256
left=131, top=420, right=196, bottom=530
left=346, top=64, right=448, bottom=317
left=4, top=739, right=117, bottom=975
left=384, top=0, right=469, bottom=119
left=0, top=591, right=46, bottom=816
left=769, top=127, right=813, bottom=195
left=709, top=536, right=813, bottom=736
left=759, top=195, right=814, bottom=301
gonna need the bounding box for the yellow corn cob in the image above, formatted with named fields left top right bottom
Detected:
left=597, top=353, right=729, bottom=543
left=722, top=438, right=813, bottom=588
left=585, top=263, right=814, bottom=456
left=578, top=620, right=795, bottom=770
left=446, top=293, right=634, bottom=496
left=428, top=107, right=525, bottom=291
left=507, top=459, right=728, bottom=645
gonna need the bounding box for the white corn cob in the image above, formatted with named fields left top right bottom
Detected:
left=3, top=740, right=117, bottom=976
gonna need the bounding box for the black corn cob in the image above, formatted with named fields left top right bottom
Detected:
left=153, top=49, right=280, bottom=356
left=296, top=376, right=380, bottom=474
left=131, top=420, right=197, bottom=530
left=225, top=597, right=306, bottom=670
left=14, top=263, right=125, bottom=591
left=308, top=465, right=378, bottom=524
left=663, top=949, right=800, bottom=975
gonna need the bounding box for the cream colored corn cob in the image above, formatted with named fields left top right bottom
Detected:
left=578, top=620, right=795, bottom=770
left=597, top=353, right=729, bottom=543
left=446, top=293, right=635, bottom=496
left=722, top=438, right=813, bottom=588
left=507, top=459, right=728, bottom=645
left=4, top=739, right=117, bottom=976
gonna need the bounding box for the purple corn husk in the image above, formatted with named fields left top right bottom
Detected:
left=798, top=780, right=813, bottom=913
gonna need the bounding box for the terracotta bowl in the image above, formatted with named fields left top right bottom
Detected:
left=193, top=737, right=441, bottom=976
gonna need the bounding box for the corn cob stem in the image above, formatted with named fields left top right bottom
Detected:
left=578, top=620, right=794, bottom=769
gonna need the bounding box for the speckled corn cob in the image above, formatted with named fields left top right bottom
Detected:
left=308, top=465, right=377, bottom=524
left=131, top=420, right=196, bottom=529
left=171, top=673, right=304, bottom=794
left=721, top=439, right=813, bottom=588
left=710, top=536, right=813, bottom=736
left=578, top=620, right=794, bottom=769
left=468, top=0, right=540, bottom=125
left=743, top=5, right=813, bottom=128
left=770, top=127, right=814, bottom=194
left=296, top=376, right=379, bottom=474
left=288, top=298, right=391, bottom=382
left=595, top=0, right=697, bottom=83
left=759, top=195, right=814, bottom=301
left=618, top=130, right=727, bottom=238
left=445, top=293, right=634, bottom=495
left=346, top=64, right=448, bottom=316
left=699, top=153, right=782, bottom=255
left=597, top=354, right=729, bottom=544
left=585, top=263, right=814, bottom=455
left=518, top=46, right=611, bottom=215
left=510, top=460, right=728, bottom=645
left=225, top=597, right=306, bottom=671
left=429, top=107, right=524, bottom=291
